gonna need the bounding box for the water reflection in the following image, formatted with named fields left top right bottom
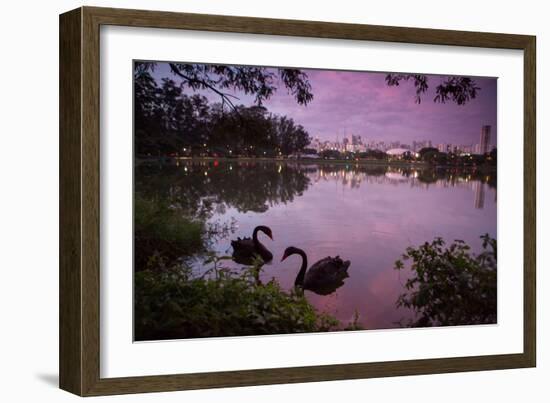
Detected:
left=136, top=161, right=496, bottom=213
left=136, top=161, right=311, bottom=218
left=474, top=181, right=485, bottom=209
left=136, top=160, right=497, bottom=329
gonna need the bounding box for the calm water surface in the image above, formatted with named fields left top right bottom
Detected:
left=137, top=160, right=496, bottom=330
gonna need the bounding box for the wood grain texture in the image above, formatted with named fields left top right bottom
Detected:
left=86, top=354, right=531, bottom=396
left=523, top=38, right=536, bottom=367
left=59, top=8, right=82, bottom=396
left=81, top=6, right=102, bottom=396
left=59, top=6, right=537, bottom=396
left=86, top=6, right=532, bottom=49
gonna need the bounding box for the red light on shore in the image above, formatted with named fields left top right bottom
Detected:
left=214, top=160, right=219, bottom=167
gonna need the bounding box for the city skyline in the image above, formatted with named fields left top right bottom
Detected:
left=151, top=62, right=497, bottom=147
left=307, top=125, right=492, bottom=155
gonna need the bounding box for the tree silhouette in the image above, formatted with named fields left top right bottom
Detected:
left=134, top=61, right=314, bottom=155
left=135, top=61, right=313, bottom=112
left=385, top=74, right=480, bottom=105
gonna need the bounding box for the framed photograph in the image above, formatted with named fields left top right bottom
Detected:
left=59, top=6, right=536, bottom=396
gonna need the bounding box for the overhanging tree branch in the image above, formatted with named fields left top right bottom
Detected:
left=168, top=63, right=241, bottom=113
left=385, top=73, right=480, bottom=105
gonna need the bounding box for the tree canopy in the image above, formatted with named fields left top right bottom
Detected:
left=135, top=61, right=313, bottom=111
left=134, top=76, right=311, bottom=156
left=385, top=74, right=481, bottom=105
left=134, top=62, right=313, bottom=156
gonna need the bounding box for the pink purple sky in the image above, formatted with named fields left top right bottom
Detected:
left=151, top=62, right=497, bottom=147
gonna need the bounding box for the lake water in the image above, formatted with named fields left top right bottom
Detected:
left=136, top=159, right=497, bottom=330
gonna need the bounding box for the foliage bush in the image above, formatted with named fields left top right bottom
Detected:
left=394, top=234, right=497, bottom=327
left=134, top=196, right=205, bottom=271
left=134, top=259, right=360, bottom=340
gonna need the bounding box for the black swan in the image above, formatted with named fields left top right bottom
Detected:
left=281, top=246, right=350, bottom=295
left=231, top=225, right=274, bottom=265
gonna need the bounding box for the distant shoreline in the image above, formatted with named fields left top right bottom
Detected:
left=136, top=155, right=497, bottom=171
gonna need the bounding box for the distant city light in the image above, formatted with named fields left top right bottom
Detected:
left=308, top=128, right=492, bottom=157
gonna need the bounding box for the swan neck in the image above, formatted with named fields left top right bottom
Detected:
left=252, top=227, right=260, bottom=245
left=294, top=251, right=308, bottom=287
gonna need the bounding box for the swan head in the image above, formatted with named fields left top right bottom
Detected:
left=256, top=225, right=273, bottom=240
left=281, top=246, right=303, bottom=262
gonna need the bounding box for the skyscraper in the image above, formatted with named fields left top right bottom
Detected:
left=480, top=125, right=491, bottom=154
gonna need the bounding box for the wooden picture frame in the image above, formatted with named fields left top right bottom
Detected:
left=59, top=6, right=536, bottom=396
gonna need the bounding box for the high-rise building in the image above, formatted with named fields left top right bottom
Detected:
left=480, top=125, right=491, bottom=154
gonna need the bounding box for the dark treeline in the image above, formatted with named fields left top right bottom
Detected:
left=414, top=146, right=497, bottom=167
left=135, top=66, right=311, bottom=157
left=317, top=146, right=496, bottom=169
left=319, top=149, right=388, bottom=160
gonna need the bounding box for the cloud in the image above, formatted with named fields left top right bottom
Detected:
left=152, top=62, right=497, bottom=146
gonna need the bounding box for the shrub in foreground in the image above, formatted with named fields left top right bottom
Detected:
left=134, top=196, right=205, bottom=271
left=394, top=234, right=497, bottom=327
left=135, top=261, right=360, bottom=340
